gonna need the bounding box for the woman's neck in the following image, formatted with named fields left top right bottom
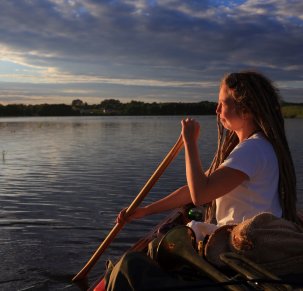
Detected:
left=236, top=125, right=260, bottom=142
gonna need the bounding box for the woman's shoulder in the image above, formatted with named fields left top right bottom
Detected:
left=238, top=132, right=277, bottom=162
left=232, top=132, right=276, bottom=160
left=242, top=132, right=272, bottom=149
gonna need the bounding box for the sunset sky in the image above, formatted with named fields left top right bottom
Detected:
left=0, top=0, right=302, bottom=105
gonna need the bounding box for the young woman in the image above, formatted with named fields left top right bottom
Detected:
left=107, top=71, right=299, bottom=291
left=117, top=71, right=298, bottom=240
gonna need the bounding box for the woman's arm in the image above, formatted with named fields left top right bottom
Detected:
left=118, top=118, right=247, bottom=223
left=143, top=184, right=192, bottom=215
left=117, top=185, right=192, bottom=223
left=182, top=118, right=248, bottom=205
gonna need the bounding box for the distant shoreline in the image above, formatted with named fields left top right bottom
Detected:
left=0, top=99, right=302, bottom=118
left=282, top=104, right=303, bottom=118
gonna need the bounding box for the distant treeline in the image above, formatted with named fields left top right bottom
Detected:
left=0, top=99, right=217, bottom=117
left=281, top=103, right=303, bottom=118
left=0, top=99, right=302, bottom=118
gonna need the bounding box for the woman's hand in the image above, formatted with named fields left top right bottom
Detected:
left=116, top=207, right=147, bottom=224
left=181, top=118, right=200, bottom=146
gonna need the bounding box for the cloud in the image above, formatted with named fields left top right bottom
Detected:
left=0, top=0, right=302, bottom=104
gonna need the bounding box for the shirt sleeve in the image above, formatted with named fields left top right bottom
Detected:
left=220, top=139, right=262, bottom=179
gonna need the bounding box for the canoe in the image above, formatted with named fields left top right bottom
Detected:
left=86, top=208, right=303, bottom=291
left=89, top=208, right=188, bottom=291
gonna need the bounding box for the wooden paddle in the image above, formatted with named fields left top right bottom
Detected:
left=72, top=134, right=184, bottom=282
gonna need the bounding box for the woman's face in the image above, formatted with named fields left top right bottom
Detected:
left=216, top=83, right=245, bottom=131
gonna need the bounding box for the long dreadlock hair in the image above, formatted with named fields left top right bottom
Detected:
left=205, top=71, right=298, bottom=223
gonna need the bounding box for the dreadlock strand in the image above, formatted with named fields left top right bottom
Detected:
left=238, top=71, right=298, bottom=223
left=206, top=71, right=298, bottom=224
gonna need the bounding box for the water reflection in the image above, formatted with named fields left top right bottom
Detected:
left=0, top=116, right=302, bottom=290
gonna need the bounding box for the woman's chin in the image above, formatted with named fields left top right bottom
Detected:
left=220, top=121, right=232, bottom=131
left=219, top=119, right=227, bottom=127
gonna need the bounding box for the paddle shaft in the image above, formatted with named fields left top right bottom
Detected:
left=72, top=135, right=184, bottom=282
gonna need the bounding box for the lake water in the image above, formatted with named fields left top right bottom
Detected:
left=0, top=116, right=302, bottom=290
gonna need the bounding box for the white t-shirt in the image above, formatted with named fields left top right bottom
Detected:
left=216, top=132, right=282, bottom=226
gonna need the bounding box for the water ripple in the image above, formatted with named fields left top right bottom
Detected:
left=0, top=116, right=302, bottom=290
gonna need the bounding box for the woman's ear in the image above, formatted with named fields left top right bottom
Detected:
left=241, top=108, right=253, bottom=120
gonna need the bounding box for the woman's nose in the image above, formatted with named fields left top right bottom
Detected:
left=216, top=103, right=221, bottom=114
